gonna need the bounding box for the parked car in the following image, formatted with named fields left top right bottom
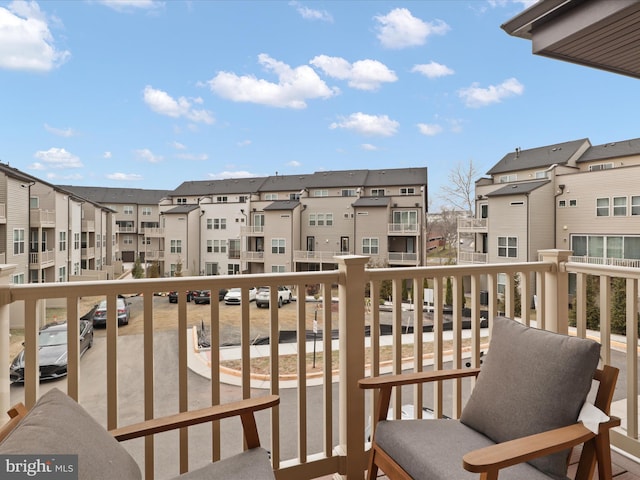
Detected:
left=168, top=290, right=194, bottom=303
left=255, top=286, right=293, bottom=308
left=10, top=320, right=94, bottom=383
left=193, top=290, right=211, bottom=304
left=92, top=297, right=131, bottom=327
left=224, top=287, right=257, bottom=305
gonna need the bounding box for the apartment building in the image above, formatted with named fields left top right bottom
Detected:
left=163, top=167, right=428, bottom=276
left=61, top=186, right=171, bottom=266
left=459, top=136, right=640, bottom=294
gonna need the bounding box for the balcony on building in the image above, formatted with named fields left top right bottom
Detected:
left=240, top=225, right=264, bottom=236
left=81, top=246, right=95, bottom=259
left=30, top=209, right=56, bottom=228
left=387, top=251, right=418, bottom=265
left=28, top=249, right=55, bottom=269
left=457, top=217, right=488, bottom=233
left=458, top=251, right=488, bottom=264
left=240, top=250, right=264, bottom=262
left=144, top=250, right=164, bottom=261
left=2, top=250, right=640, bottom=479
left=81, top=219, right=95, bottom=232
left=140, top=227, right=164, bottom=237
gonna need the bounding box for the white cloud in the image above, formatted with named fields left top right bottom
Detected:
left=97, top=0, right=160, bottom=12
left=237, top=140, right=252, bottom=147
left=103, top=151, right=112, bottom=159
left=374, top=8, right=449, bottom=49
left=458, top=77, right=524, bottom=107
left=176, top=153, right=208, bottom=161
left=207, top=54, right=337, bottom=109
left=330, top=112, right=399, bottom=137
left=417, top=123, right=443, bottom=136
left=33, top=147, right=83, bottom=168
left=289, top=1, right=333, bottom=22
left=207, top=170, right=256, bottom=180
left=107, top=172, right=143, bottom=181
left=135, top=148, right=163, bottom=163
left=488, top=0, right=538, bottom=9
left=412, top=61, right=454, bottom=79
left=143, top=86, right=214, bottom=124
left=45, top=172, right=83, bottom=181
left=27, top=162, right=46, bottom=170
left=310, top=55, right=397, bottom=91
left=44, top=123, right=76, bottom=137
left=171, top=141, right=186, bottom=150
left=0, top=1, right=70, bottom=72
left=361, top=143, right=378, bottom=151
left=287, top=160, right=301, bottom=167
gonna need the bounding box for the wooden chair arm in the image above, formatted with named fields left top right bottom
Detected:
left=359, top=368, right=481, bottom=390
left=110, top=395, right=279, bottom=449
left=0, top=403, right=29, bottom=443
left=463, top=417, right=621, bottom=475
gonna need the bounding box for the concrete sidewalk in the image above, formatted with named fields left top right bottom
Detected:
left=187, top=326, right=490, bottom=389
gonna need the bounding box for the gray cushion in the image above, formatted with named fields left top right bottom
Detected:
left=375, top=419, right=555, bottom=480
left=460, top=317, right=600, bottom=479
left=175, top=447, right=275, bottom=480
left=0, top=388, right=142, bottom=480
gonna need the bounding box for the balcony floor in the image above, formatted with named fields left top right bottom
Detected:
left=313, top=447, right=640, bottom=479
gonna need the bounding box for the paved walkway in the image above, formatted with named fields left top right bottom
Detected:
left=187, top=326, right=491, bottom=389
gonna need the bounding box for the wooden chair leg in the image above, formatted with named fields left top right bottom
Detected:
left=595, top=431, right=613, bottom=480
left=575, top=440, right=597, bottom=480
left=367, top=445, right=379, bottom=480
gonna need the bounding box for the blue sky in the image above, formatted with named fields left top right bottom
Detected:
left=1, top=0, right=639, bottom=210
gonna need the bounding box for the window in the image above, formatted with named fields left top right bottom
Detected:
left=207, top=218, right=213, bottom=230
left=498, top=236, right=517, bottom=258
left=253, top=213, right=264, bottom=228
left=499, top=174, right=517, bottom=183
left=214, top=240, right=227, bottom=253
left=535, top=171, right=548, bottom=179
left=30, top=197, right=39, bottom=208
left=271, top=238, right=285, bottom=254
left=342, top=189, right=356, bottom=197
left=11, top=273, right=25, bottom=285
left=313, top=189, right=328, bottom=197
left=569, top=199, right=577, bottom=207
left=207, top=240, right=213, bottom=253
left=362, top=237, right=379, bottom=254
left=73, top=262, right=80, bottom=276
left=176, top=198, right=187, bottom=204
left=170, top=239, right=182, bottom=253
left=239, top=196, right=248, bottom=203
left=271, top=265, right=286, bottom=273
left=289, top=193, right=301, bottom=200
left=205, top=263, right=218, bottom=275
left=213, top=218, right=226, bottom=230
left=392, top=210, right=417, bottom=227
left=400, top=187, right=415, bottom=195
left=613, top=196, right=627, bottom=216
left=143, top=236, right=151, bottom=245
left=589, top=163, right=613, bottom=171
left=480, top=204, right=488, bottom=218
left=229, top=239, right=240, bottom=259
left=13, top=229, right=24, bottom=255
left=558, top=200, right=566, bottom=207
left=632, top=196, right=640, bottom=215
left=59, top=231, right=66, bottom=251
left=228, top=264, right=240, bottom=275
left=123, top=236, right=133, bottom=245
left=265, top=193, right=278, bottom=200
left=596, top=197, right=610, bottom=216
left=123, top=206, right=134, bottom=215
left=74, top=233, right=80, bottom=250
left=371, top=189, right=385, bottom=197
left=309, top=213, right=333, bottom=226
left=216, top=196, right=228, bottom=203
left=142, top=207, right=152, bottom=216
left=58, top=266, right=66, bottom=283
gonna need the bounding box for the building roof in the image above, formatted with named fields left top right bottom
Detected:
left=352, top=196, right=391, bottom=207
left=364, top=167, right=427, bottom=187
left=501, top=0, right=640, bottom=80
left=487, top=138, right=589, bottom=175
left=171, top=177, right=267, bottom=196
left=305, top=170, right=370, bottom=188
left=257, top=174, right=310, bottom=193
left=486, top=180, right=550, bottom=197
left=162, top=205, right=201, bottom=214
left=263, top=200, right=300, bottom=211
left=60, top=185, right=171, bottom=205
left=577, top=137, right=640, bottom=163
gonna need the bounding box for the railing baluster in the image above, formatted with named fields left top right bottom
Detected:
left=626, top=278, right=638, bottom=440
left=296, top=282, right=307, bottom=463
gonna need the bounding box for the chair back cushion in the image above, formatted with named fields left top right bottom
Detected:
left=460, top=317, right=600, bottom=478
left=0, top=388, right=142, bottom=480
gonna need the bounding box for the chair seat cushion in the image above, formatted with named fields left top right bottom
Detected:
left=460, top=317, right=600, bottom=478
left=375, top=419, right=559, bottom=480
left=174, top=447, right=275, bottom=480
left=0, top=388, right=142, bottom=480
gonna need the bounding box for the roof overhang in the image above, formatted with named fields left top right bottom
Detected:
left=502, top=0, right=640, bottom=80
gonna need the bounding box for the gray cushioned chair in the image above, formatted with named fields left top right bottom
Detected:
left=0, top=388, right=277, bottom=480
left=359, top=317, right=620, bottom=480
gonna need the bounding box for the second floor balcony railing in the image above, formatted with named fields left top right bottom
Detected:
left=240, top=250, right=264, bottom=261
left=387, top=251, right=418, bottom=264
left=458, top=251, right=488, bottom=264
left=28, top=249, right=55, bottom=268
left=387, top=223, right=418, bottom=234
left=240, top=226, right=264, bottom=235
left=457, top=217, right=488, bottom=232
left=140, top=227, right=164, bottom=237
left=30, top=209, right=56, bottom=227
left=1, top=249, right=638, bottom=479
left=294, top=250, right=348, bottom=262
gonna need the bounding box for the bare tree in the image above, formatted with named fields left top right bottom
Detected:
left=440, top=159, right=477, bottom=215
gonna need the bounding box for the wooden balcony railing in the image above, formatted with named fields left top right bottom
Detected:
left=0, top=250, right=637, bottom=478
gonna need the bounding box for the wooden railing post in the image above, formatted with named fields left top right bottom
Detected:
left=0, top=264, right=16, bottom=416
left=539, top=249, right=571, bottom=334
left=335, top=255, right=369, bottom=479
